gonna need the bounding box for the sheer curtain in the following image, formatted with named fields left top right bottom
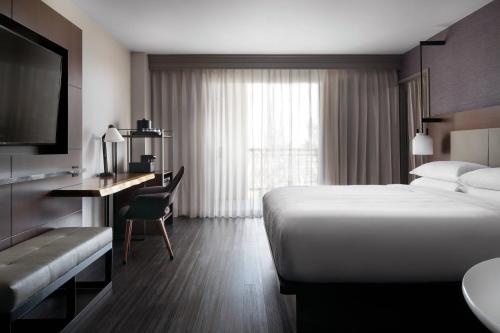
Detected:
left=151, top=68, right=399, bottom=218
left=152, top=69, right=320, bottom=217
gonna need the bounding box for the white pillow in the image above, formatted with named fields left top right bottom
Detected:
left=410, top=177, right=460, bottom=192
left=410, top=161, right=487, bottom=182
left=460, top=185, right=500, bottom=203
left=459, top=168, right=500, bottom=191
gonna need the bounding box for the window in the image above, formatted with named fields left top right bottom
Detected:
left=246, top=80, right=320, bottom=212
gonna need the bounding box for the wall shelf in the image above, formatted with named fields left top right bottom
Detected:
left=120, top=128, right=173, bottom=186
left=0, top=168, right=82, bottom=186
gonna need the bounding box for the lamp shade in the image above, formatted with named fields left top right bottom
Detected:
left=412, top=133, right=433, bottom=155
left=104, top=125, right=124, bottom=143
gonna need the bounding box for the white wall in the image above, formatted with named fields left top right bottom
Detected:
left=42, top=0, right=131, bottom=226
left=131, top=52, right=151, bottom=160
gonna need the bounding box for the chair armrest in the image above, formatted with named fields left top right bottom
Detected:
left=135, top=186, right=166, bottom=196
left=126, top=192, right=171, bottom=220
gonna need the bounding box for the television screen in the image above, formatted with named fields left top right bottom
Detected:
left=0, top=23, right=63, bottom=145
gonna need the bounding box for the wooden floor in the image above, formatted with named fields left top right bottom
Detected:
left=65, top=218, right=296, bottom=333
left=27, top=217, right=486, bottom=333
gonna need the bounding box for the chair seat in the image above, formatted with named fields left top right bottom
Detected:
left=0, top=227, right=112, bottom=313
left=120, top=204, right=170, bottom=220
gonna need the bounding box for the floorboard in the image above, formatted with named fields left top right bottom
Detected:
left=64, top=218, right=296, bottom=333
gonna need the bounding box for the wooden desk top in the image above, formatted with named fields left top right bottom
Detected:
left=51, top=173, right=155, bottom=197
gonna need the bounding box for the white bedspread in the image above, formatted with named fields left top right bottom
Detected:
left=263, top=185, right=500, bottom=283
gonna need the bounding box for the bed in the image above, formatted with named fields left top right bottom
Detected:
left=264, top=184, right=500, bottom=284
left=263, top=127, right=500, bottom=332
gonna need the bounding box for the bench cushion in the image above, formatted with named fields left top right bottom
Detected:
left=0, top=227, right=112, bottom=313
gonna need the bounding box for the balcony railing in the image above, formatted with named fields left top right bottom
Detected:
left=247, top=147, right=319, bottom=193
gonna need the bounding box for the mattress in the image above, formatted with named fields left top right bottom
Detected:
left=263, top=185, right=500, bottom=283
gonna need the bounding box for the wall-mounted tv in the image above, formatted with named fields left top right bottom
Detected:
left=0, top=14, right=68, bottom=154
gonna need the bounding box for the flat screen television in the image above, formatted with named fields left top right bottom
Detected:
left=0, top=14, right=68, bottom=154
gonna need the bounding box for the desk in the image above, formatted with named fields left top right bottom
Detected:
left=51, top=173, right=155, bottom=227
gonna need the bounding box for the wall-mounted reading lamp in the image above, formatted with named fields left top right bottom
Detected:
left=412, top=40, right=446, bottom=156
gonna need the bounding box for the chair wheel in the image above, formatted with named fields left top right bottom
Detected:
left=169, top=256, right=174, bottom=261
left=122, top=260, right=128, bottom=265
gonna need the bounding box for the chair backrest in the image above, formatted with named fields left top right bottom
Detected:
left=167, top=166, right=184, bottom=204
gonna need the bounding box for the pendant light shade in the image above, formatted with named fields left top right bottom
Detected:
left=412, top=132, right=433, bottom=155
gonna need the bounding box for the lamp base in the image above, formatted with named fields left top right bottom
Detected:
left=99, top=172, right=114, bottom=178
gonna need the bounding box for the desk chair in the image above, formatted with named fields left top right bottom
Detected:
left=121, top=166, right=184, bottom=264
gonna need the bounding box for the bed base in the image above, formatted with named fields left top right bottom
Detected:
left=278, top=275, right=488, bottom=333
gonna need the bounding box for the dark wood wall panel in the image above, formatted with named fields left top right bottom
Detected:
left=67, top=26, right=82, bottom=88
left=11, top=210, right=82, bottom=246
left=0, top=0, right=11, bottom=17
left=0, top=186, right=11, bottom=250
left=0, top=157, right=11, bottom=250
left=11, top=151, right=82, bottom=243
left=0, top=0, right=83, bottom=249
left=69, top=87, right=83, bottom=149
left=12, top=0, right=82, bottom=88
left=11, top=150, right=82, bottom=179
left=11, top=184, right=81, bottom=244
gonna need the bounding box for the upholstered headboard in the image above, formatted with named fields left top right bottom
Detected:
left=428, top=105, right=500, bottom=162
left=450, top=128, right=500, bottom=166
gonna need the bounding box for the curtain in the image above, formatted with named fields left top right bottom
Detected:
left=320, top=70, right=400, bottom=185
left=150, top=70, right=205, bottom=216
left=401, top=72, right=429, bottom=180
left=151, top=68, right=399, bottom=218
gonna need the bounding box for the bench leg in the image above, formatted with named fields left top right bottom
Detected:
left=0, top=315, right=12, bottom=333
left=157, top=218, right=174, bottom=260
left=64, top=277, right=76, bottom=319
left=105, top=248, right=113, bottom=283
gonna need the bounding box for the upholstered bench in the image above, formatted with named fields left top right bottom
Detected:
left=0, top=227, right=112, bottom=332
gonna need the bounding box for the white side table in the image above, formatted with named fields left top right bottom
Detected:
left=463, top=258, right=500, bottom=333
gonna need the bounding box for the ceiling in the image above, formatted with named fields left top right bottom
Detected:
left=73, top=0, right=492, bottom=54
